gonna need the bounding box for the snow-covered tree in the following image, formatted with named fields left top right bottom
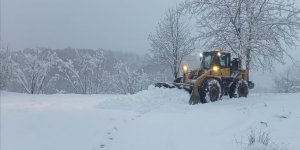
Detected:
left=184, top=0, right=300, bottom=70
left=58, top=49, right=92, bottom=94
left=58, top=49, right=108, bottom=94
left=0, top=49, right=13, bottom=90
left=90, top=49, right=110, bottom=94
left=273, top=65, right=300, bottom=93
left=112, top=61, right=150, bottom=94
left=4, top=47, right=165, bottom=94
left=149, top=7, right=197, bottom=79
left=12, top=48, right=58, bottom=94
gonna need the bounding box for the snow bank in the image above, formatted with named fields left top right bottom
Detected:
left=96, top=85, right=190, bottom=112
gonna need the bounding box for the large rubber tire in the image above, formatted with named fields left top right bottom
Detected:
left=237, top=80, right=249, bottom=97
left=198, top=79, right=222, bottom=103
left=229, top=80, right=249, bottom=98
left=229, top=80, right=238, bottom=98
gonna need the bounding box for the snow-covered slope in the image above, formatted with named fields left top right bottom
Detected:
left=1, top=87, right=300, bottom=150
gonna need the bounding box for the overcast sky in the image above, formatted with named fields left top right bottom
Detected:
left=2, top=0, right=300, bottom=54
left=1, top=0, right=183, bottom=54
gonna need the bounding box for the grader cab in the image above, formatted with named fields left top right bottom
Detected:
left=155, top=51, right=254, bottom=105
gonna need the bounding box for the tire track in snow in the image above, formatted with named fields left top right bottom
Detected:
left=94, top=112, right=145, bottom=150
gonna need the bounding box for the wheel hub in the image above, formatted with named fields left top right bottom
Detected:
left=210, top=87, right=219, bottom=102
left=238, top=86, right=247, bottom=97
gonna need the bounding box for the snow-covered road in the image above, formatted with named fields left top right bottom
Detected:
left=1, top=87, right=300, bottom=150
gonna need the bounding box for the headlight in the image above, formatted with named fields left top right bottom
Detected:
left=183, top=65, right=189, bottom=73
left=212, top=66, right=219, bottom=72
left=217, top=52, right=221, bottom=57
left=199, top=53, right=203, bottom=58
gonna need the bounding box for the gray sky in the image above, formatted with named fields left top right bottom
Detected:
left=2, top=0, right=181, bottom=53
left=2, top=0, right=300, bottom=55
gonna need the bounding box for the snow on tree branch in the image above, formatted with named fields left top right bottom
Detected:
left=184, top=0, right=300, bottom=70
left=149, top=7, right=197, bottom=79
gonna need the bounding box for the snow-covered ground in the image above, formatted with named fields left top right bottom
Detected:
left=1, top=86, right=300, bottom=150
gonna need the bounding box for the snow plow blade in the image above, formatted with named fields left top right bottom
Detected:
left=155, top=82, right=192, bottom=94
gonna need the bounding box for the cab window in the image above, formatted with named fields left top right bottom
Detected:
left=220, top=55, right=229, bottom=68
left=203, top=55, right=212, bottom=68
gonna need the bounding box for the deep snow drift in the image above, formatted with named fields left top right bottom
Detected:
left=1, top=86, right=300, bottom=150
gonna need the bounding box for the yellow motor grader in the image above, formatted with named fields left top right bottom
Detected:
left=155, top=51, right=254, bottom=105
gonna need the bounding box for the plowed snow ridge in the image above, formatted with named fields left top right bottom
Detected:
left=97, top=86, right=190, bottom=112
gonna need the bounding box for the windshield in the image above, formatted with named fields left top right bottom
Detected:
left=203, top=55, right=212, bottom=68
